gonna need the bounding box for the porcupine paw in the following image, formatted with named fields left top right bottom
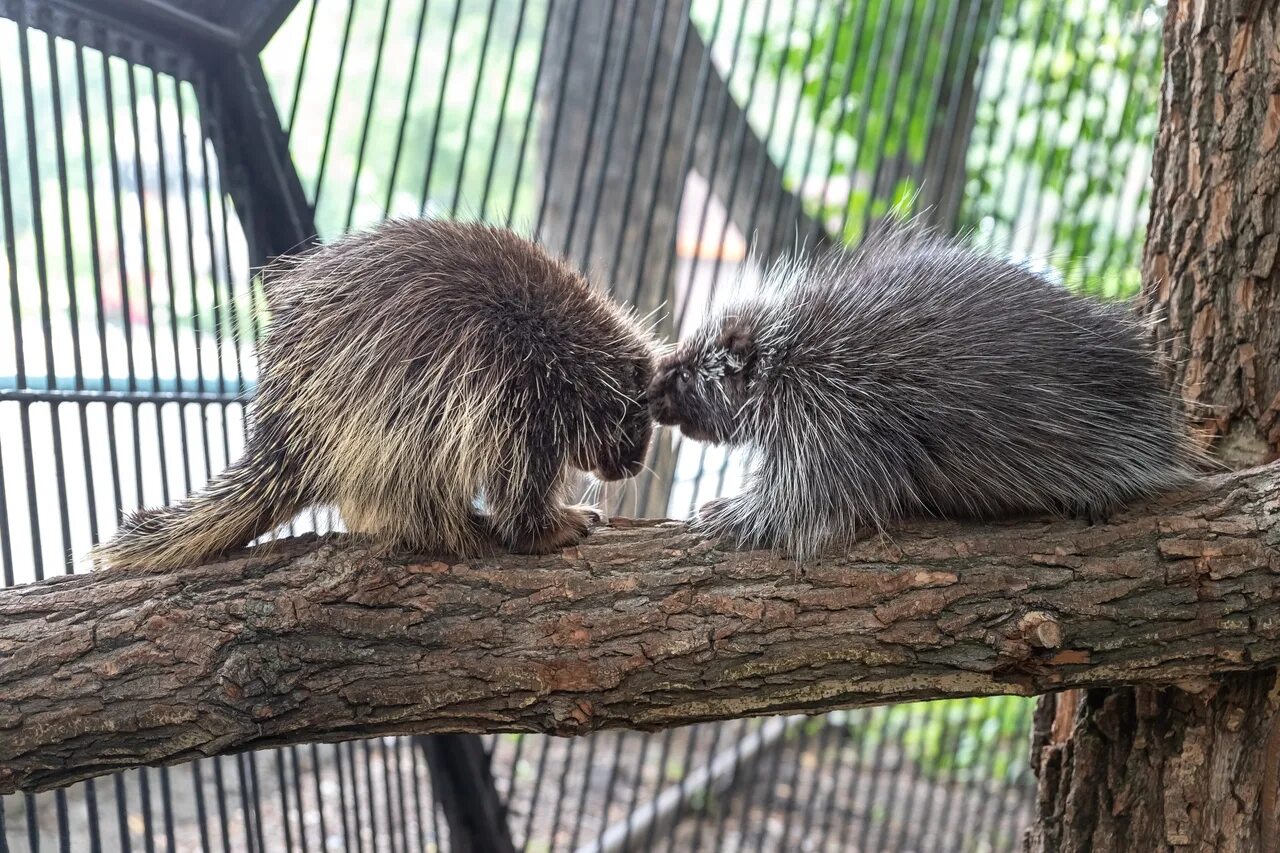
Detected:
left=567, top=504, right=604, bottom=526
left=694, top=498, right=759, bottom=549
left=511, top=505, right=601, bottom=554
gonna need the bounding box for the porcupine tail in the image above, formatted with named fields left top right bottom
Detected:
left=90, top=448, right=306, bottom=571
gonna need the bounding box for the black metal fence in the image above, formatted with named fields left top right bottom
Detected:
left=1, top=0, right=1163, bottom=850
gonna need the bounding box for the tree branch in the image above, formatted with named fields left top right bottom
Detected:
left=2, top=464, right=1279, bottom=794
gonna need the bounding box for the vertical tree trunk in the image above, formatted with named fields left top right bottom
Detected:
left=1027, top=1, right=1280, bottom=850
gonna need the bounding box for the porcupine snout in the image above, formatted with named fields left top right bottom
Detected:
left=647, top=357, right=732, bottom=444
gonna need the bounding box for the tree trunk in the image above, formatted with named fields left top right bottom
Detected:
left=1028, top=2, right=1280, bottom=850
left=2, top=462, right=1278, bottom=795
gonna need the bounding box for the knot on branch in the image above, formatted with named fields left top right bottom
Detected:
left=1018, top=611, right=1064, bottom=650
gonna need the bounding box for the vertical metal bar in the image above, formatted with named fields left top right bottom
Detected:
left=247, top=753, right=268, bottom=853
left=853, top=705, right=899, bottom=852
left=914, top=702, right=953, bottom=846
left=775, top=720, right=814, bottom=851
left=836, top=707, right=879, bottom=849
left=343, top=742, right=364, bottom=853
left=112, top=774, right=132, bottom=853
left=660, top=723, right=712, bottom=852
left=554, top=0, right=623, bottom=259
left=577, top=0, right=644, bottom=271
left=14, top=6, right=56, bottom=589
left=311, top=0, right=358, bottom=207
left=285, top=0, right=320, bottom=138
left=688, top=0, right=796, bottom=502
left=382, top=0, right=433, bottom=216
left=191, top=74, right=242, bottom=452
left=529, top=0, right=587, bottom=238
left=565, top=734, right=599, bottom=852
left=1095, top=15, right=1162, bottom=279
left=84, top=778, right=103, bottom=853
left=309, top=745, right=329, bottom=851
left=290, top=747, right=309, bottom=851
left=477, top=0, right=531, bottom=220
left=678, top=723, right=727, bottom=852
left=750, top=0, right=831, bottom=261
left=450, top=0, right=502, bottom=216
left=630, top=0, right=725, bottom=305
left=156, top=768, right=175, bottom=850
left=191, top=762, right=212, bottom=853
left=692, top=717, right=750, bottom=852
left=605, top=0, right=681, bottom=286
left=211, top=757, right=231, bottom=853
left=408, top=740, right=428, bottom=851
left=418, top=0, right=465, bottom=211
left=637, top=729, right=676, bottom=852
left=788, top=0, right=872, bottom=253
left=124, top=63, right=173, bottom=512
left=233, top=754, right=256, bottom=853
left=100, top=53, right=146, bottom=540
left=377, top=740, right=398, bottom=853
left=391, top=740, right=410, bottom=853
left=360, top=741, right=379, bottom=852
left=547, top=737, right=579, bottom=850
left=139, top=769, right=156, bottom=853
left=147, top=68, right=194, bottom=515
left=794, top=717, right=841, bottom=849
left=593, top=731, right=632, bottom=848
left=707, top=719, right=756, bottom=853
left=44, top=35, right=92, bottom=666
left=887, top=701, right=940, bottom=851
left=504, top=0, right=557, bottom=229
left=618, top=730, right=655, bottom=852
left=343, top=0, right=394, bottom=229
left=73, top=20, right=123, bottom=552
left=332, top=743, right=354, bottom=852
left=842, top=0, right=918, bottom=241
left=173, top=78, right=218, bottom=488
left=24, top=793, right=38, bottom=853
left=274, top=750, right=295, bottom=853
left=522, top=737, right=553, bottom=851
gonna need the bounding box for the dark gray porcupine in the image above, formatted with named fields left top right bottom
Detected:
left=648, top=229, right=1201, bottom=561
left=91, top=218, right=657, bottom=570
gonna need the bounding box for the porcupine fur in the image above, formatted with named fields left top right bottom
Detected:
left=648, top=227, right=1201, bottom=561
left=91, top=218, right=657, bottom=570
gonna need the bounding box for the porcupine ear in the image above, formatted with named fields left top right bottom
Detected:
left=718, top=315, right=756, bottom=374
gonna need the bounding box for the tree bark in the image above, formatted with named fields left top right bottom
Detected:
left=1029, top=1, right=1280, bottom=850
left=2, top=462, right=1278, bottom=795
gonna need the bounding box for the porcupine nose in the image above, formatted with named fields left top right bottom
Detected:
left=647, top=368, right=679, bottom=425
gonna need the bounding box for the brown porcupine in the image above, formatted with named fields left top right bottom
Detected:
left=648, top=228, right=1201, bottom=561
left=91, top=218, right=656, bottom=570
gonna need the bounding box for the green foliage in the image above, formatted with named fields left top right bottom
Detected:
left=835, top=696, right=1036, bottom=785
left=724, top=0, right=1166, bottom=295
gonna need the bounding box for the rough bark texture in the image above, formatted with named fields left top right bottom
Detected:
left=2, top=463, right=1279, bottom=795
left=1030, top=1, right=1280, bottom=850
left=1141, top=0, right=1280, bottom=470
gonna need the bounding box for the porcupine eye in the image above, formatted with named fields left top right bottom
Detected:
left=676, top=367, right=692, bottom=391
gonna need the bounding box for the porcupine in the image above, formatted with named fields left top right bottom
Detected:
left=91, top=218, right=657, bottom=570
left=648, top=227, right=1200, bottom=561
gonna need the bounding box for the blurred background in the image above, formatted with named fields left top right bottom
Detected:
left=0, top=0, right=1164, bottom=850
